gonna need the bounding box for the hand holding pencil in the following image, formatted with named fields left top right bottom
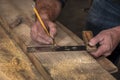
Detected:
left=31, top=6, right=57, bottom=44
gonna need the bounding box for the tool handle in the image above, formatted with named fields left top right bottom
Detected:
left=82, top=31, right=97, bottom=52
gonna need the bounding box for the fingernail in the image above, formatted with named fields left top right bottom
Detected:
left=90, top=52, right=98, bottom=58
left=46, top=41, right=51, bottom=44
left=50, top=33, right=54, bottom=38
left=48, top=38, right=53, bottom=44
left=89, top=42, right=94, bottom=46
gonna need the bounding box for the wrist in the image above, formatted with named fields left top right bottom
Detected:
left=113, top=26, right=120, bottom=34
left=35, top=0, right=61, bottom=21
left=112, top=26, right=120, bottom=42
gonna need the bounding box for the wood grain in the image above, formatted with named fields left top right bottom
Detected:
left=57, top=22, right=118, bottom=74
left=32, top=51, right=115, bottom=80
left=0, top=25, right=44, bottom=80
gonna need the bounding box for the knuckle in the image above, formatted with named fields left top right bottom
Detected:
left=91, top=52, right=99, bottom=58
left=103, top=45, right=110, bottom=52
left=51, top=27, right=56, bottom=33
left=94, top=54, right=99, bottom=57
left=104, top=52, right=111, bottom=57
left=49, top=21, right=56, bottom=28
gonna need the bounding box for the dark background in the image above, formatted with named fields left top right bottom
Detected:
left=58, top=0, right=90, bottom=38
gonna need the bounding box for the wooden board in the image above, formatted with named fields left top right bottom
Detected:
left=0, top=0, right=117, bottom=80
left=58, top=23, right=118, bottom=74
left=0, top=25, right=44, bottom=80
left=32, top=51, right=116, bottom=80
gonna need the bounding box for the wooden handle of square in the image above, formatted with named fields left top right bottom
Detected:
left=82, top=31, right=97, bottom=52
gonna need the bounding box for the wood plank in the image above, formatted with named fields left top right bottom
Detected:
left=97, top=56, right=118, bottom=73
left=0, top=0, right=117, bottom=80
left=0, top=17, right=114, bottom=80
left=0, top=0, right=34, bottom=25
left=32, top=51, right=115, bottom=80
left=0, top=26, right=44, bottom=80
left=57, top=22, right=118, bottom=73
left=0, top=72, right=10, bottom=80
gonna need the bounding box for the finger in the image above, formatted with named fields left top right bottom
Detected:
left=89, top=34, right=104, bottom=46
left=90, top=44, right=108, bottom=57
left=36, top=35, right=52, bottom=44
left=103, top=52, right=112, bottom=57
left=37, top=27, right=53, bottom=43
left=31, top=23, right=38, bottom=40
left=32, top=21, right=53, bottom=44
left=47, top=21, right=57, bottom=38
left=41, top=35, right=53, bottom=44
left=36, top=20, right=54, bottom=43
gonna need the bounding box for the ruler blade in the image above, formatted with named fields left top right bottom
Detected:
left=27, top=45, right=86, bottom=52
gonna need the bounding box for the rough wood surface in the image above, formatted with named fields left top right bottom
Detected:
left=82, top=30, right=118, bottom=73
left=32, top=51, right=116, bottom=80
left=0, top=0, right=117, bottom=80
left=0, top=26, right=44, bottom=80
left=97, top=56, right=118, bottom=73
left=57, top=23, right=118, bottom=74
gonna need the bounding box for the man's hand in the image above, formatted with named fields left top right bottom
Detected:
left=31, top=19, right=57, bottom=44
left=31, top=0, right=61, bottom=44
left=89, top=26, right=120, bottom=57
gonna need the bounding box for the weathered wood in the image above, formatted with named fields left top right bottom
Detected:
left=35, top=51, right=116, bottom=80
left=0, top=72, right=10, bottom=80
left=28, top=53, right=53, bottom=80
left=97, top=56, right=118, bottom=73
left=82, top=31, right=117, bottom=73
left=0, top=26, right=44, bottom=80
left=0, top=17, right=116, bottom=80
left=57, top=22, right=118, bottom=73
left=0, top=0, right=117, bottom=80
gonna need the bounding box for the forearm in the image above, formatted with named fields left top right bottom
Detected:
left=35, top=0, right=62, bottom=20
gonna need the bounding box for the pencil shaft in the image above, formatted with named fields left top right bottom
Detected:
left=33, top=7, right=50, bottom=36
left=33, top=6, right=56, bottom=45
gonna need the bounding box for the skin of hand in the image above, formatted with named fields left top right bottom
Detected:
left=31, top=0, right=61, bottom=44
left=31, top=19, right=57, bottom=44
left=89, top=26, right=120, bottom=57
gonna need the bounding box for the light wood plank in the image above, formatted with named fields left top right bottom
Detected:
left=0, top=16, right=114, bottom=80
left=32, top=51, right=115, bottom=80
left=0, top=26, right=44, bottom=80
left=57, top=22, right=118, bottom=73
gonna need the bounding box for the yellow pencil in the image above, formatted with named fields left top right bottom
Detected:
left=32, top=5, right=50, bottom=36
left=32, top=5, right=56, bottom=45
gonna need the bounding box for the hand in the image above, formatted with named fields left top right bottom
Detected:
left=89, top=27, right=120, bottom=57
left=31, top=19, right=57, bottom=44
left=31, top=0, right=61, bottom=44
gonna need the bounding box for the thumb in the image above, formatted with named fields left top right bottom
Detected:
left=89, top=34, right=102, bottom=46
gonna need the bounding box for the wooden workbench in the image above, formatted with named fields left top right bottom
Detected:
left=0, top=0, right=118, bottom=80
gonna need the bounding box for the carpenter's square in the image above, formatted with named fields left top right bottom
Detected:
left=27, top=31, right=97, bottom=53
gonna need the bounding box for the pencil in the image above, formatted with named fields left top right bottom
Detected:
left=32, top=5, right=50, bottom=36
left=32, top=5, right=56, bottom=45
